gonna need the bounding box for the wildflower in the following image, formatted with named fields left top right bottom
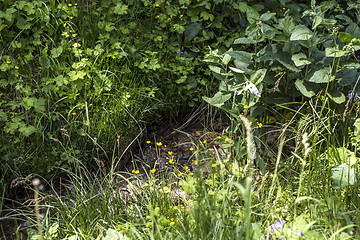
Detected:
left=203, top=140, right=207, bottom=144
left=209, top=148, right=214, bottom=151
left=68, top=3, right=72, bottom=7
left=168, top=18, right=171, bottom=21
left=274, top=12, right=276, bottom=15
left=267, top=11, right=270, bottom=13
left=183, top=165, right=189, bottom=171
left=189, top=147, right=194, bottom=151
left=169, top=158, right=174, bottom=164
left=146, top=140, right=151, bottom=144
left=225, top=137, right=230, bottom=142
left=217, top=136, right=221, bottom=139
left=283, top=7, right=286, bottom=10
left=16, top=74, right=19, bottom=77
left=6, top=61, right=11, bottom=64
left=168, top=151, right=173, bottom=155
left=257, top=122, right=263, bottom=128
left=14, top=66, right=19, bottom=69
left=298, top=231, right=303, bottom=236
left=212, top=164, right=216, bottom=168
left=75, top=3, right=77, bottom=6
left=180, top=14, right=183, bottom=18
left=72, top=112, right=76, bottom=116
left=156, top=142, right=162, bottom=146
left=135, top=170, right=140, bottom=174
left=155, top=3, right=159, bottom=7
left=170, top=221, right=175, bottom=225
left=63, top=23, right=67, bottom=27
left=244, top=104, right=248, bottom=109
left=150, top=168, right=156, bottom=173
left=173, top=206, right=178, bottom=210
left=272, top=220, right=286, bottom=230
left=177, top=173, right=182, bottom=177
left=173, top=26, right=175, bottom=29
left=132, top=170, right=135, bottom=173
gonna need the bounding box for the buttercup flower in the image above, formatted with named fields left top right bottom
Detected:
left=225, top=137, right=230, bottom=141
left=244, top=104, right=248, bottom=109
left=212, top=163, right=216, bottom=168
left=203, top=140, right=207, bottom=144
left=177, top=173, right=182, bottom=177
left=146, top=140, right=151, bottom=144
left=183, top=166, right=189, bottom=171
left=189, top=147, right=194, bottom=151
left=209, top=148, right=214, bottom=151
left=150, top=168, right=156, bottom=173
left=156, top=142, right=162, bottom=146
left=173, top=206, right=178, bottom=210
left=217, top=136, right=221, bottom=139
left=6, top=61, right=11, bottom=64
left=169, top=158, right=174, bottom=164
left=72, top=112, right=76, bottom=116
left=180, top=14, right=183, bottom=18
left=63, top=23, right=67, bottom=27
left=168, top=151, right=173, bottom=155
left=68, top=3, right=72, bottom=7
left=155, top=3, right=159, bottom=7
left=257, top=122, right=263, bottom=128
left=170, top=221, right=175, bottom=225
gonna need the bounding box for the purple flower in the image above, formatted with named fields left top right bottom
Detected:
left=298, top=231, right=303, bottom=236
left=272, top=220, right=286, bottom=230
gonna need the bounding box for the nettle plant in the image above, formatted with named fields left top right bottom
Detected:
left=204, top=1, right=360, bottom=124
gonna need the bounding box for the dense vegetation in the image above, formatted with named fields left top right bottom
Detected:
left=1, top=0, right=360, bottom=239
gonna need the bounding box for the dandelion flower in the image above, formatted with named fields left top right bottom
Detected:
left=225, top=137, right=230, bottom=142
left=189, top=147, right=194, bottom=151
left=183, top=165, right=189, bottom=171
left=132, top=170, right=135, bottom=173
left=168, top=151, right=173, bottom=155
left=156, top=142, right=162, bottom=146
left=150, top=168, right=156, bottom=173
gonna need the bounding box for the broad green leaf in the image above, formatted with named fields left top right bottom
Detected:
left=19, top=125, right=36, bottom=137
left=225, top=51, right=252, bottom=65
left=306, top=68, right=334, bottom=83
left=331, top=164, right=357, bottom=189
left=68, top=71, right=86, bottom=81
left=202, top=92, right=231, bottom=108
left=292, top=53, right=312, bottom=67
left=338, top=32, right=353, bottom=44
left=0, top=110, right=7, bottom=121
left=51, top=46, right=63, bottom=58
left=184, top=23, right=201, bottom=43
left=338, top=68, right=360, bottom=86
left=260, top=12, right=274, bottom=22
left=249, top=69, right=266, bottom=85
left=290, top=25, right=312, bottom=41
left=222, top=53, right=231, bottom=65
left=327, top=90, right=345, bottom=104
left=39, top=57, right=50, bottom=68
left=325, top=46, right=348, bottom=58
left=233, top=38, right=257, bottom=45
left=246, top=6, right=259, bottom=24
left=229, top=66, right=244, bottom=73
left=16, top=17, right=31, bottom=30
left=114, top=3, right=128, bottom=15
left=276, top=53, right=301, bottom=72
left=312, top=15, right=323, bottom=30
left=295, top=80, right=317, bottom=97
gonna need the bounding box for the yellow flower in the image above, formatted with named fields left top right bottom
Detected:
left=274, top=12, right=276, bottom=15
left=189, top=147, right=194, bottom=151
left=6, top=61, right=11, bottom=64
left=168, top=151, right=173, bottom=155
left=132, top=170, right=135, bottom=173
left=155, top=3, right=159, bottom=7
left=16, top=74, right=19, bottom=77
left=63, top=23, right=67, bottom=27
left=169, top=158, right=174, bottom=164
left=217, top=136, right=221, bottom=139
left=14, top=66, right=19, bottom=69
left=203, top=140, right=207, bottom=144
left=267, top=10, right=270, bottom=13
left=156, top=142, right=162, bottom=146
left=135, top=170, right=140, bottom=174
left=170, top=221, right=175, bottom=225
left=72, top=112, right=76, bottom=116
left=75, top=3, right=78, bottom=6
left=209, top=148, right=214, bottom=151
left=146, top=140, right=151, bottom=144
left=244, top=104, right=248, bottom=109
left=150, top=168, right=156, bottom=173
left=156, top=15, right=160, bottom=18
left=183, top=165, right=189, bottom=171
left=257, top=122, right=263, bottom=128
left=283, top=7, right=286, bottom=10
left=173, top=26, right=175, bottom=29
left=168, top=17, right=171, bottom=21
left=212, top=163, right=216, bottom=168
left=180, top=14, right=183, bottom=18
left=173, top=206, right=178, bottom=210
left=68, top=3, right=72, bottom=7
left=225, top=137, right=230, bottom=142
left=177, top=173, right=182, bottom=177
